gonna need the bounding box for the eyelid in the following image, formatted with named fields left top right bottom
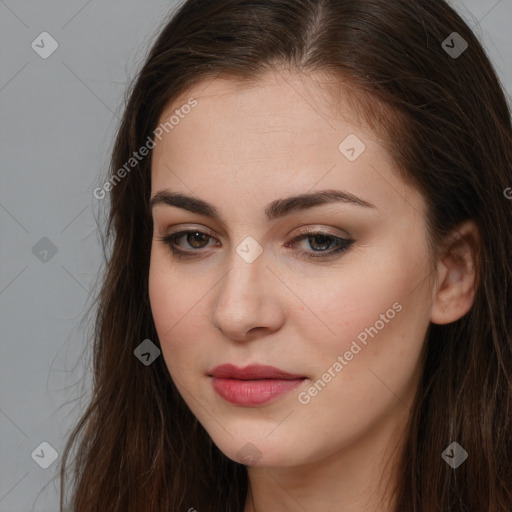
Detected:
left=290, top=224, right=352, bottom=240
left=161, top=224, right=350, bottom=242
left=164, top=224, right=215, bottom=237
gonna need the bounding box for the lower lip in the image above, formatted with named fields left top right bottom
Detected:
left=211, top=377, right=305, bottom=406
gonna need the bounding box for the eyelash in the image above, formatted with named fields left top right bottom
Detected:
left=156, top=228, right=354, bottom=261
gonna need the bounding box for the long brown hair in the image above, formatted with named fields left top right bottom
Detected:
left=59, top=0, right=512, bottom=510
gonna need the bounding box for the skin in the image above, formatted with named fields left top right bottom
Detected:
left=148, top=69, right=479, bottom=512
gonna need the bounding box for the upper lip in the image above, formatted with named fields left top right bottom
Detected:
left=208, top=364, right=305, bottom=380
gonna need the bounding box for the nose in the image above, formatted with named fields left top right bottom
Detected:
left=211, top=249, right=285, bottom=342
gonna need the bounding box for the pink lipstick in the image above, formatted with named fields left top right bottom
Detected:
left=208, top=364, right=306, bottom=406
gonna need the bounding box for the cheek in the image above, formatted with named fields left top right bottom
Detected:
left=289, top=245, right=432, bottom=368
left=148, top=251, right=197, bottom=372
left=286, top=255, right=431, bottom=445
left=148, top=248, right=221, bottom=384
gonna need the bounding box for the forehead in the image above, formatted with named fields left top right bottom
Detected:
left=156, top=70, right=366, bottom=151
left=150, top=70, right=424, bottom=220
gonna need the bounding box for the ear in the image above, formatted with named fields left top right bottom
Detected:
left=430, top=220, right=480, bottom=325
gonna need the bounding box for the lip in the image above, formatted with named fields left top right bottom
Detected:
left=208, top=364, right=307, bottom=406
left=209, top=363, right=305, bottom=380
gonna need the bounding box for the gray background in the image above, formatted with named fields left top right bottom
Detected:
left=0, top=1, right=511, bottom=511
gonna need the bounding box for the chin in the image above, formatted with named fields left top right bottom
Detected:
left=209, top=431, right=307, bottom=468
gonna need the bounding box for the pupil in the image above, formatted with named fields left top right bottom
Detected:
left=311, top=235, right=331, bottom=251
left=189, top=232, right=207, bottom=248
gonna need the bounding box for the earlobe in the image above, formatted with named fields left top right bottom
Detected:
left=430, top=221, right=480, bottom=325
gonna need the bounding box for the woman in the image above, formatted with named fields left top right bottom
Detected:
left=60, top=0, right=512, bottom=511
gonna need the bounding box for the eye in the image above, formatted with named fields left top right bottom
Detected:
left=287, top=228, right=354, bottom=260
left=158, top=230, right=216, bottom=256
left=156, top=227, right=354, bottom=260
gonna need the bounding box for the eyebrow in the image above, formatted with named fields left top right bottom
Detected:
left=149, top=188, right=376, bottom=221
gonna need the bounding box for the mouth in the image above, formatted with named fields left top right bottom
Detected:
left=208, top=364, right=307, bottom=406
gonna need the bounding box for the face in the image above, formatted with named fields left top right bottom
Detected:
left=148, top=69, right=434, bottom=469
